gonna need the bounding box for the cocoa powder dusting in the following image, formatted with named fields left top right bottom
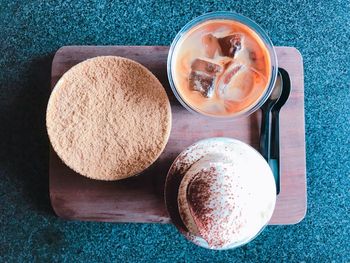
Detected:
left=47, top=56, right=171, bottom=180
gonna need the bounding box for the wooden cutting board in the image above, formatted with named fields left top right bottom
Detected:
left=49, top=46, right=306, bottom=225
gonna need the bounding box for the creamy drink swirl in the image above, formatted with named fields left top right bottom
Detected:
left=167, top=138, right=276, bottom=249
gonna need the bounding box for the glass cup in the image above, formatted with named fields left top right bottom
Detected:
left=167, top=11, right=278, bottom=119
left=164, top=137, right=276, bottom=250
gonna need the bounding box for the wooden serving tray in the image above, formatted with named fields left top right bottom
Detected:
left=50, top=46, right=306, bottom=225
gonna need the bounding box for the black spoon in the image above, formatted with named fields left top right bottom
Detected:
left=270, top=68, right=291, bottom=193
left=259, top=71, right=283, bottom=162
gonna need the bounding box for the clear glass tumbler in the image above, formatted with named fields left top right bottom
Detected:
left=167, top=11, right=278, bottom=119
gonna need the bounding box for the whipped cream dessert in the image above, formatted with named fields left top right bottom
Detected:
left=165, top=138, right=276, bottom=249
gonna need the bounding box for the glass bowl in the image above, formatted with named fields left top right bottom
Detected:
left=164, top=137, right=276, bottom=250
left=167, top=11, right=278, bottom=119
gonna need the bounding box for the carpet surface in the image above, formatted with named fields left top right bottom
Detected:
left=0, top=0, right=349, bottom=262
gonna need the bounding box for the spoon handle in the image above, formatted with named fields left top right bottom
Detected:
left=271, top=111, right=280, bottom=159
left=260, top=105, right=271, bottom=161
left=270, top=68, right=291, bottom=194
left=270, top=110, right=280, bottom=193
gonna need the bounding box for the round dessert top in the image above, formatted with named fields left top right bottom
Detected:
left=46, top=56, right=172, bottom=181
left=171, top=19, right=272, bottom=117
left=166, top=138, right=276, bottom=249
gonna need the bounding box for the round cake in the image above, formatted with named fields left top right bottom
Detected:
left=46, top=56, right=172, bottom=180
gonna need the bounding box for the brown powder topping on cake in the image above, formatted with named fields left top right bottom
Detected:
left=46, top=56, right=172, bottom=180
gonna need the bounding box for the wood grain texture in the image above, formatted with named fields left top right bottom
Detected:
left=49, top=46, right=306, bottom=224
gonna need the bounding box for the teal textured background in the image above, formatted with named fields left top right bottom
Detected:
left=0, top=0, right=349, bottom=262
